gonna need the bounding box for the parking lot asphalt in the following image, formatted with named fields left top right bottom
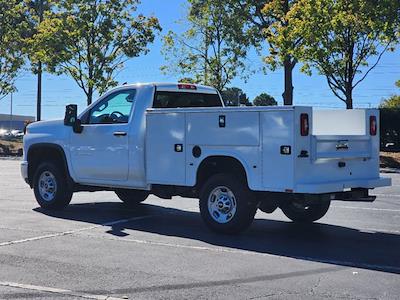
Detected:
left=0, top=159, right=399, bottom=299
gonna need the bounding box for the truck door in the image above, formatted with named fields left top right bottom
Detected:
left=69, top=89, right=136, bottom=183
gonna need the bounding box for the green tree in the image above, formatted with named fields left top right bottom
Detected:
left=289, top=0, right=400, bottom=109
left=253, top=93, right=277, bottom=106
left=380, top=80, right=400, bottom=108
left=29, top=0, right=161, bottom=105
left=162, top=0, right=251, bottom=91
left=380, top=95, right=400, bottom=108
left=25, top=0, right=55, bottom=120
left=227, top=0, right=300, bottom=106
left=220, top=87, right=251, bottom=106
left=178, top=77, right=197, bottom=84
left=0, top=1, right=27, bottom=100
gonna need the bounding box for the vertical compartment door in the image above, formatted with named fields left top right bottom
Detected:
left=146, top=112, right=186, bottom=185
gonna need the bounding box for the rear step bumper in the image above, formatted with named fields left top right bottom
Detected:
left=332, top=189, right=376, bottom=202
left=295, top=177, right=391, bottom=194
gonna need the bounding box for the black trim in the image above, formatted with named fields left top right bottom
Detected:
left=27, top=143, right=74, bottom=189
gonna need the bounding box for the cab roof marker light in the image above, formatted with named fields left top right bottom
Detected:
left=178, top=84, right=197, bottom=90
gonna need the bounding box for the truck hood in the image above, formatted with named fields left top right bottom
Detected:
left=27, top=119, right=65, bottom=134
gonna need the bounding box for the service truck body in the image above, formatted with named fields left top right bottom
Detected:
left=21, top=83, right=391, bottom=233
left=146, top=106, right=389, bottom=193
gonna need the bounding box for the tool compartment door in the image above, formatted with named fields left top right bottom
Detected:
left=186, top=111, right=259, bottom=146
left=146, top=112, right=186, bottom=185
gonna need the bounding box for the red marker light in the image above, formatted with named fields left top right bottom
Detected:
left=300, top=113, right=309, bottom=136
left=370, top=116, right=377, bottom=136
left=178, top=84, right=197, bottom=90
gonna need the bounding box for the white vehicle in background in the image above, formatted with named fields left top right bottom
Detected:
left=21, top=83, right=391, bottom=233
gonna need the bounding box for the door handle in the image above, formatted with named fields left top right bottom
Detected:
left=113, top=131, right=127, bottom=137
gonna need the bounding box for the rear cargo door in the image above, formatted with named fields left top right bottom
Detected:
left=294, top=108, right=380, bottom=185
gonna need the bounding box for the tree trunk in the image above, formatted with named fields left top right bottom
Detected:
left=345, top=92, right=353, bottom=109
left=87, top=87, right=93, bottom=106
left=345, top=79, right=353, bottom=109
left=282, top=57, right=293, bottom=106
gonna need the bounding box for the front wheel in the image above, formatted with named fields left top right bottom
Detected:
left=33, top=162, right=73, bottom=210
left=280, top=198, right=331, bottom=223
left=199, top=174, right=257, bottom=234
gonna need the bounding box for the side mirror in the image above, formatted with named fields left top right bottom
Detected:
left=73, top=118, right=84, bottom=134
left=64, top=104, right=83, bottom=133
left=64, top=104, right=77, bottom=126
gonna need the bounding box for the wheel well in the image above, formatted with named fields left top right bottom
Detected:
left=196, top=156, right=248, bottom=189
left=27, top=144, right=71, bottom=187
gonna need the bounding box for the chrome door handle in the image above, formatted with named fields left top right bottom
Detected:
left=113, top=131, right=127, bottom=137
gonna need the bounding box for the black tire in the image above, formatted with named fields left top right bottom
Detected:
left=199, top=173, right=257, bottom=234
left=115, top=189, right=149, bottom=206
left=281, top=198, right=331, bottom=223
left=33, top=162, right=73, bottom=210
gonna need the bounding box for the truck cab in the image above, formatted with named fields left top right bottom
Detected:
left=21, top=82, right=391, bottom=234
left=23, top=83, right=223, bottom=188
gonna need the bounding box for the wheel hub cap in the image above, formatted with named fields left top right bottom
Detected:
left=208, top=186, right=237, bottom=224
left=38, top=171, right=57, bottom=202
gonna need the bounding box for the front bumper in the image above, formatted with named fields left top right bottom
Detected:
left=20, top=161, right=29, bottom=184
left=295, top=177, right=391, bottom=194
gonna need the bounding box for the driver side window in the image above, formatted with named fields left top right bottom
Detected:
left=88, top=89, right=136, bottom=124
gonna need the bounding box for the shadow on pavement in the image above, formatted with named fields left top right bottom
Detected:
left=34, top=201, right=400, bottom=274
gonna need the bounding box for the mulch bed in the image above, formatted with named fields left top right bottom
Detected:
left=380, top=151, right=400, bottom=169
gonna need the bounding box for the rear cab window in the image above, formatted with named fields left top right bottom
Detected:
left=153, top=91, right=223, bottom=108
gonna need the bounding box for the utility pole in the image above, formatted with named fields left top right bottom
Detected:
left=204, top=29, right=208, bottom=86
left=36, top=0, right=44, bottom=121
left=9, top=93, right=13, bottom=132
left=237, top=91, right=242, bottom=106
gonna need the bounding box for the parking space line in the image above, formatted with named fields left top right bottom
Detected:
left=0, top=215, right=153, bottom=247
left=332, top=205, right=400, bottom=212
left=0, top=281, right=124, bottom=300
left=374, top=193, right=400, bottom=198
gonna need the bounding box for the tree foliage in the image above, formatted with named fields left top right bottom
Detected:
left=380, top=95, right=400, bottom=108
left=28, top=0, right=161, bottom=105
left=253, top=93, right=277, bottom=106
left=220, top=87, right=251, bottom=106
left=162, top=0, right=251, bottom=91
left=380, top=80, right=400, bottom=108
left=24, top=1, right=55, bottom=72
left=178, top=77, right=197, bottom=84
left=289, top=0, right=400, bottom=109
left=0, top=1, right=27, bottom=100
left=227, top=0, right=299, bottom=105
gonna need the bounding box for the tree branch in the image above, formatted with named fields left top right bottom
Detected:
left=353, top=42, right=391, bottom=89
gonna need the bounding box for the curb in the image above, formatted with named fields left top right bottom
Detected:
left=380, top=168, right=400, bottom=174
left=0, top=156, right=22, bottom=161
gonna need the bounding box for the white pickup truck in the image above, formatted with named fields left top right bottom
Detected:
left=21, top=82, right=391, bottom=233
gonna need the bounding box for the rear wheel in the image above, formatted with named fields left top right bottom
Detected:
left=33, top=162, right=72, bottom=210
left=115, top=189, right=149, bottom=206
left=281, top=198, right=331, bottom=223
left=199, top=174, right=257, bottom=234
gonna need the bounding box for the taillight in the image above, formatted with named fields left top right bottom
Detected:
left=300, top=113, right=309, bottom=136
left=178, top=83, right=197, bottom=90
left=370, top=115, right=377, bottom=136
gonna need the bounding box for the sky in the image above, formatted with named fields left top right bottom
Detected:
left=0, top=0, right=399, bottom=120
